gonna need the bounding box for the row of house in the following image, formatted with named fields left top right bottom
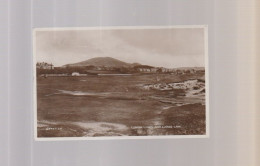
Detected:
left=36, top=62, right=54, bottom=70
left=135, top=66, right=202, bottom=74
left=37, top=62, right=204, bottom=75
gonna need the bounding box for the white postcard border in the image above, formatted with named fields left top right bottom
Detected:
left=33, top=25, right=209, bottom=141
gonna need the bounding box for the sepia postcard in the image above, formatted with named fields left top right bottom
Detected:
left=33, top=26, right=209, bottom=140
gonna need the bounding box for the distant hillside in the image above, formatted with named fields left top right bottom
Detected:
left=133, top=65, right=154, bottom=69
left=61, top=57, right=204, bottom=70
left=63, top=57, right=136, bottom=68
left=130, top=63, right=142, bottom=67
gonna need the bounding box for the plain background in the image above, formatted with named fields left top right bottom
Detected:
left=0, top=0, right=258, bottom=166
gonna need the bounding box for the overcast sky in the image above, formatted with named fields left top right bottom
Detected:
left=35, top=27, right=205, bottom=68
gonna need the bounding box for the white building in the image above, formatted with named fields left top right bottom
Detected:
left=72, top=72, right=80, bottom=76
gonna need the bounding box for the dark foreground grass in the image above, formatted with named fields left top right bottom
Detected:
left=37, top=73, right=206, bottom=137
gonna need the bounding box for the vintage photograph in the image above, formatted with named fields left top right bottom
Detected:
left=34, top=26, right=208, bottom=139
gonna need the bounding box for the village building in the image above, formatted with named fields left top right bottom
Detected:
left=189, top=69, right=196, bottom=74
left=72, top=72, right=80, bottom=76
left=138, top=68, right=151, bottom=72
left=176, top=70, right=184, bottom=75
left=150, top=68, right=158, bottom=73
left=36, top=62, right=54, bottom=69
left=135, top=65, right=158, bottom=73
left=160, top=68, right=175, bottom=73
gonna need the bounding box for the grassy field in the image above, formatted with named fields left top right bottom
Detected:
left=37, top=73, right=206, bottom=137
